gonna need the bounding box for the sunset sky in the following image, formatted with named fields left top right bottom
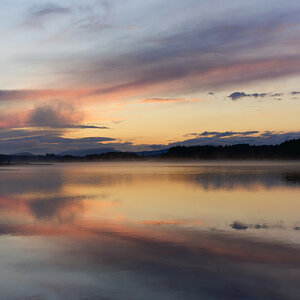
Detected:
left=1, top=0, right=300, bottom=154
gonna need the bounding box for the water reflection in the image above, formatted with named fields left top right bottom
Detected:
left=0, top=162, right=300, bottom=231
left=176, top=170, right=300, bottom=190
left=0, top=162, right=299, bottom=299
left=0, top=166, right=63, bottom=196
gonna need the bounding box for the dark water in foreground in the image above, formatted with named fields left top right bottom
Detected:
left=0, top=161, right=300, bottom=300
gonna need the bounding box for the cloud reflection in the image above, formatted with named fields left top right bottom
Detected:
left=0, top=163, right=299, bottom=298
left=0, top=222, right=300, bottom=299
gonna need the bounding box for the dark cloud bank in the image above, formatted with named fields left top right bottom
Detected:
left=228, top=91, right=299, bottom=100
left=228, top=92, right=268, bottom=100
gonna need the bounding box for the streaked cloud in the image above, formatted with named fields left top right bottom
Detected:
left=6, top=0, right=300, bottom=97
left=24, top=3, right=71, bottom=28
left=58, top=2, right=300, bottom=96
left=0, top=0, right=299, bottom=151
left=141, top=219, right=205, bottom=227
left=0, top=89, right=87, bottom=102
left=21, top=0, right=113, bottom=37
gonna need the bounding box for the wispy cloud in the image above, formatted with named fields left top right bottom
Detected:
left=73, top=0, right=113, bottom=33
left=62, top=3, right=300, bottom=96
left=24, top=3, right=71, bottom=28
left=22, top=0, right=113, bottom=36
left=10, top=1, right=299, bottom=100
left=4, top=1, right=300, bottom=102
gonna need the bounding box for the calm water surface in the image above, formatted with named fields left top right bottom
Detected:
left=0, top=161, right=300, bottom=299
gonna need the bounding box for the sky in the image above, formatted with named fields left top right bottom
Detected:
left=0, top=0, right=300, bottom=154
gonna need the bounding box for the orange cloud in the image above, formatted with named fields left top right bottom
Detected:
left=139, top=98, right=200, bottom=103
left=0, top=111, right=29, bottom=129
left=141, top=219, right=206, bottom=226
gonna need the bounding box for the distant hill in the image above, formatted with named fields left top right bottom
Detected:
left=86, top=151, right=139, bottom=160
left=59, top=148, right=168, bottom=158
left=136, top=149, right=169, bottom=157
left=14, top=152, right=34, bottom=156
left=58, top=148, right=118, bottom=157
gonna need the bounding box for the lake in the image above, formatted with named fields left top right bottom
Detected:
left=0, top=161, right=300, bottom=299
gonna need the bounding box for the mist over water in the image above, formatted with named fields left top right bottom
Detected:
left=0, top=162, right=300, bottom=299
